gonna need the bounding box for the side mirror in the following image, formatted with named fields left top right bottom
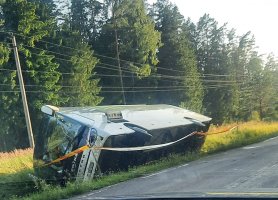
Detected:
left=89, top=128, right=98, bottom=146
left=184, top=117, right=205, bottom=127
left=41, top=105, right=59, bottom=116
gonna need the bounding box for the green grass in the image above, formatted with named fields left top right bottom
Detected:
left=11, top=153, right=201, bottom=200
left=202, top=121, right=278, bottom=154
left=0, top=148, right=33, bottom=174
left=1, top=121, right=278, bottom=200
left=0, top=149, right=35, bottom=199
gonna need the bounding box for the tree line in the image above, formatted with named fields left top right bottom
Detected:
left=0, top=0, right=277, bottom=151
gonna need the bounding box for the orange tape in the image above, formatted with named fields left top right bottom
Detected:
left=41, top=126, right=238, bottom=167
left=40, top=132, right=198, bottom=167
left=196, top=125, right=238, bottom=136
left=42, top=145, right=90, bottom=167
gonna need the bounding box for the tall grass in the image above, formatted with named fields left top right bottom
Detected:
left=1, top=121, right=278, bottom=200
left=0, top=148, right=33, bottom=174
left=0, top=149, right=35, bottom=199
left=202, top=121, right=278, bottom=154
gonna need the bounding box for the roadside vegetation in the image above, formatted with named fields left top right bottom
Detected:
left=0, top=0, right=277, bottom=199
left=0, top=148, right=33, bottom=174
left=1, top=0, right=278, bottom=153
left=0, top=149, right=34, bottom=199
left=1, top=121, right=278, bottom=200
left=202, top=121, right=278, bottom=153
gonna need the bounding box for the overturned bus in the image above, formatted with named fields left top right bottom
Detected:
left=34, top=104, right=211, bottom=183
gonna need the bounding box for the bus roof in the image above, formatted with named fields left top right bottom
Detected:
left=53, top=105, right=211, bottom=134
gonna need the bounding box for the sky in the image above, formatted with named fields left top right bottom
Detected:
left=150, top=0, right=278, bottom=57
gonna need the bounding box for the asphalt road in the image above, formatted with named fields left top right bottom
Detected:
left=70, top=136, right=278, bottom=199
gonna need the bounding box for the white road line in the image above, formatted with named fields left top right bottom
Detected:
left=242, top=136, right=278, bottom=149
left=141, top=170, right=169, bottom=179
left=141, top=164, right=189, bottom=179
left=263, top=136, right=278, bottom=142
left=242, top=146, right=260, bottom=149
left=176, top=163, right=189, bottom=169
left=88, top=187, right=109, bottom=196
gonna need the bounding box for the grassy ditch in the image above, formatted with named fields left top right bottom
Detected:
left=202, top=121, right=278, bottom=154
left=0, top=149, right=35, bottom=199
left=1, top=121, right=278, bottom=200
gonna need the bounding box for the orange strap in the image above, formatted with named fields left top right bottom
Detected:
left=41, top=132, right=197, bottom=167
left=196, top=125, right=238, bottom=136
left=42, top=145, right=90, bottom=167
left=41, top=125, right=238, bottom=167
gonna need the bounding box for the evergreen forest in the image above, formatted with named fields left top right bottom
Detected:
left=0, top=0, right=277, bottom=151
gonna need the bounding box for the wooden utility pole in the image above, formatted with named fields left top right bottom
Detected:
left=12, top=35, right=34, bottom=148
left=114, top=28, right=126, bottom=105
left=113, top=1, right=126, bottom=105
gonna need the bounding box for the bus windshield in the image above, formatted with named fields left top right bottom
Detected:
left=45, top=114, right=85, bottom=162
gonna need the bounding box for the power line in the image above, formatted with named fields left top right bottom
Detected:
left=98, top=62, right=134, bottom=72
left=7, top=38, right=249, bottom=79
left=0, top=31, right=271, bottom=87
left=0, top=67, right=248, bottom=84
left=26, top=51, right=136, bottom=74
left=7, top=31, right=165, bottom=71
left=5, top=83, right=245, bottom=89
left=0, top=66, right=246, bottom=83
left=2, top=30, right=250, bottom=76
left=0, top=88, right=246, bottom=93
left=0, top=82, right=270, bottom=93
left=0, top=72, right=259, bottom=91
left=96, top=64, right=134, bottom=74
left=12, top=31, right=178, bottom=72
left=0, top=42, right=13, bottom=46
left=0, top=86, right=261, bottom=94
left=0, top=68, right=16, bottom=72
left=94, top=62, right=248, bottom=78
left=19, top=43, right=149, bottom=75
left=0, top=65, right=127, bottom=76
left=21, top=43, right=73, bottom=59
left=0, top=30, right=272, bottom=81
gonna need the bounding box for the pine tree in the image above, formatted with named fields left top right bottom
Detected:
left=152, top=0, right=203, bottom=111
left=56, top=29, right=103, bottom=106
left=0, top=42, right=17, bottom=151
left=68, top=0, right=104, bottom=43
left=234, top=32, right=256, bottom=120
left=96, top=0, right=161, bottom=104
left=54, top=5, right=103, bottom=106
left=0, top=0, right=62, bottom=149
left=258, top=54, right=278, bottom=120
left=193, top=14, right=230, bottom=123
left=71, top=0, right=89, bottom=39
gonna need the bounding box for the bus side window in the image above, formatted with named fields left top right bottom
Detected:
left=89, top=128, right=98, bottom=146
left=78, top=127, right=89, bottom=147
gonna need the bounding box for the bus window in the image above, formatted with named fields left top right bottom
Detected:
left=46, top=115, right=85, bottom=162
